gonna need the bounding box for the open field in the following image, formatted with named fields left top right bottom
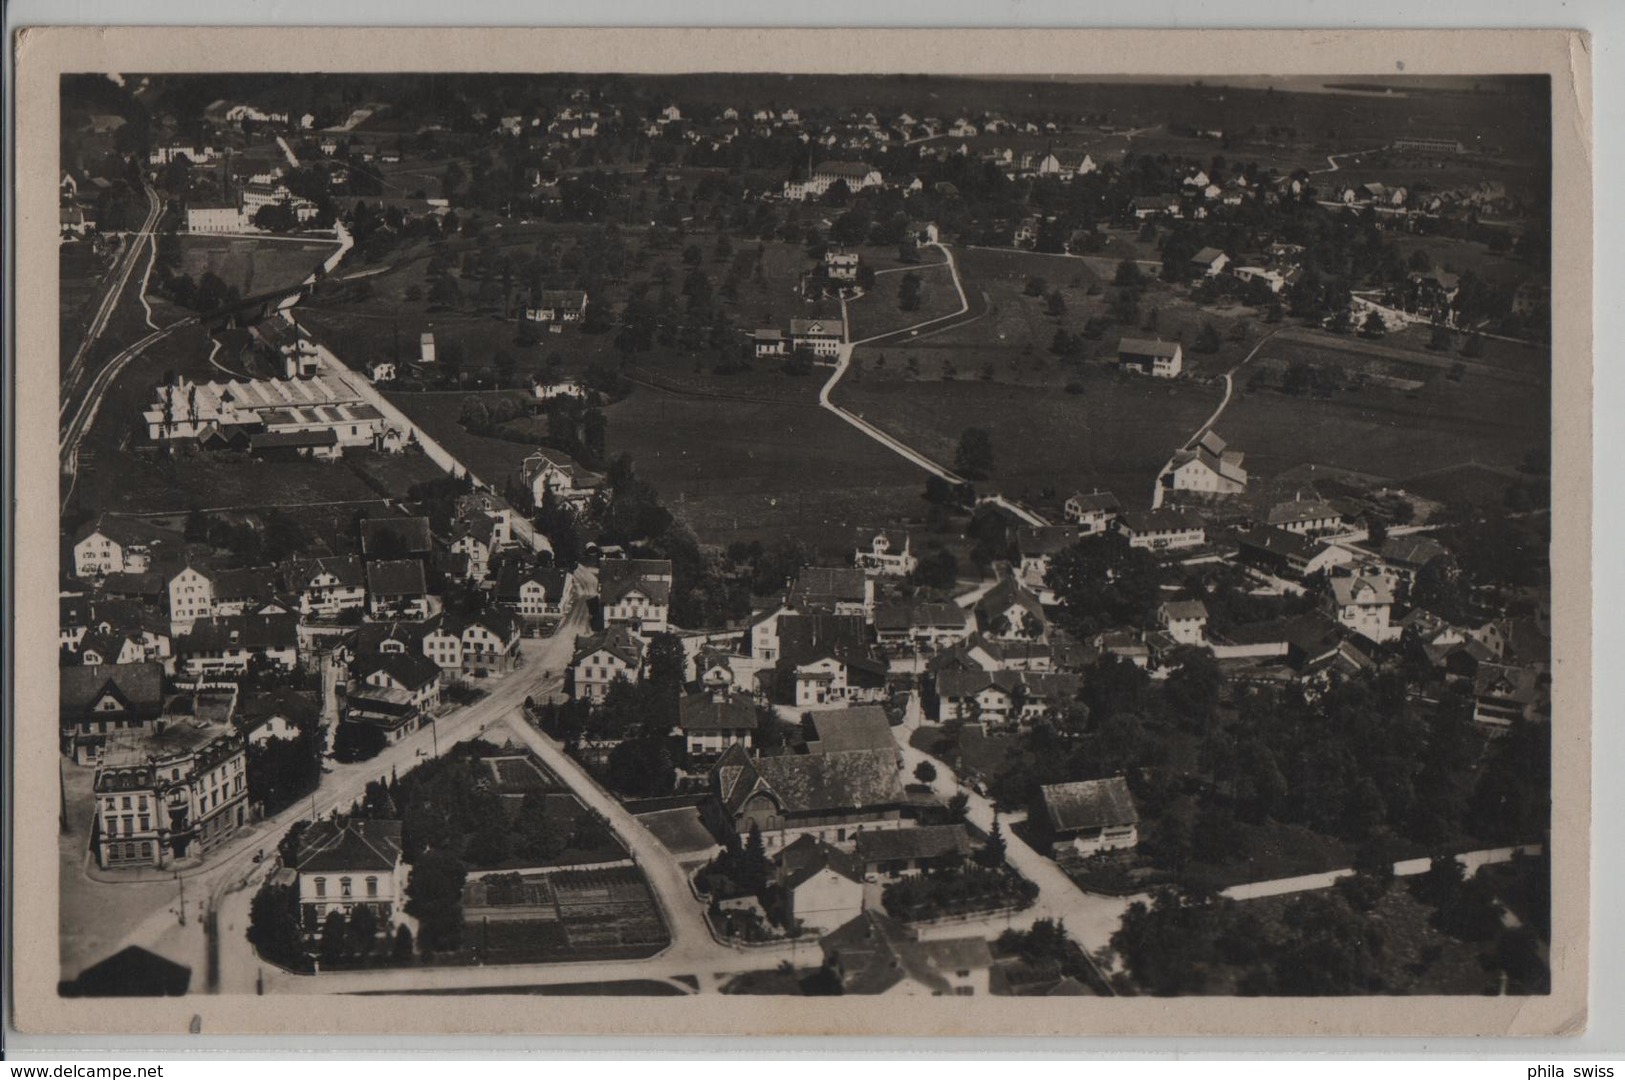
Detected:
left=387, top=390, right=546, bottom=487
left=846, top=261, right=961, bottom=341
left=168, top=234, right=339, bottom=299
left=1216, top=365, right=1548, bottom=495
left=836, top=367, right=1220, bottom=511
left=603, top=385, right=928, bottom=554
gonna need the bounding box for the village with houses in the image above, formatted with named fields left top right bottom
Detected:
left=54, top=71, right=1552, bottom=1001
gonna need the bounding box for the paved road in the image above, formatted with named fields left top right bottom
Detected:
left=1149, top=327, right=1282, bottom=509
left=206, top=588, right=594, bottom=992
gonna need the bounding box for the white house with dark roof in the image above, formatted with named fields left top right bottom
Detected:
left=1162, top=429, right=1248, bottom=499
left=294, top=818, right=405, bottom=935
left=1189, top=247, right=1230, bottom=277
left=598, top=557, right=673, bottom=632
left=1062, top=490, right=1121, bottom=535
left=72, top=515, right=174, bottom=578
left=279, top=556, right=366, bottom=617
left=789, top=317, right=845, bottom=358
left=1117, top=337, right=1184, bottom=378
left=707, top=742, right=908, bottom=852
left=570, top=624, right=645, bottom=703
left=365, top=559, right=429, bottom=620
left=853, top=530, right=916, bottom=578
left=1266, top=498, right=1344, bottom=536
left=677, top=689, right=758, bottom=759
left=1159, top=600, right=1209, bottom=646
left=1325, top=569, right=1399, bottom=643
left=1113, top=509, right=1206, bottom=552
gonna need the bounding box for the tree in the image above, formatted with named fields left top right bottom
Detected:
left=946, top=793, right=970, bottom=822
left=1114, top=259, right=1144, bottom=287
left=977, top=819, right=1008, bottom=868
left=898, top=271, right=923, bottom=312
left=1463, top=332, right=1486, bottom=358
left=1046, top=289, right=1067, bottom=319
left=914, top=761, right=938, bottom=785
left=405, top=850, right=468, bottom=953
left=346, top=903, right=380, bottom=956
left=1194, top=322, right=1222, bottom=354
left=1428, top=323, right=1454, bottom=351
left=392, top=923, right=415, bottom=962
left=954, top=427, right=994, bottom=480
left=319, top=909, right=349, bottom=965
left=1360, top=310, right=1386, bottom=338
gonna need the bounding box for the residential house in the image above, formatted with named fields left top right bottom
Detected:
left=705, top=742, right=908, bottom=852
left=598, top=558, right=674, bottom=632
left=873, top=601, right=973, bottom=651
left=1189, top=247, right=1230, bottom=276
left=341, top=685, right=422, bottom=743
left=1324, top=569, right=1400, bottom=643
left=455, top=609, right=523, bottom=673
left=974, top=579, right=1046, bottom=642
left=789, top=567, right=874, bottom=622
left=353, top=652, right=442, bottom=713
left=776, top=836, right=865, bottom=934
left=1377, top=534, right=1453, bottom=587
left=279, top=556, right=366, bottom=618
left=1130, top=194, right=1180, bottom=219
left=1235, top=525, right=1345, bottom=582
left=855, top=824, right=974, bottom=879
left=677, top=689, right=758, bottom=760
left=1472, top=663, right=1544, bottom=728
left=570, top=624, right=646, bottom=703
left=1062, top=491, right=1121, bottom=535
left=532, top=377, right=588, bottom=402
left=365, top=560, right=429, bottom=620
left=788, top=317, right=845, bottom=359
left=1034, top=777, right=1140, bottom=862
left=59, top=663, right=165, bottom=764
left=448, top=514, right=500, bottom=581
left=93, top=723, right=247, bottom=869
left=419, top=618, right=466, bottom=674
left=751, top=329, right=788, bottom=357
left=522, top=449, right=602, bottom=511
left=1266, top=498, right=1344, bottom=536
left=819, top=911, right=994, bottom=996
left=853, top=530, right=916, bottom=578
left=776, top=614, right=888, bottom=707
left=783, top=161, right=884, bottom=201
left=1014, top=527, right=1077, bottom=604
left=1117, top=337, right=1184, bottom=378
left=1163, top=430, right=1248, bottom=497
left=523, top=290, right=589, bottom=324
left=235, top=688, right=320, bottom=747
left=294, top=818, right=405, bottom=937
left=72, top=515, right=174, bottom=578
left=173, top=613, right=300, bottom=676
left=824, top=249, right=860, bottom=283
left=932, top=669, right=1078, bottom=727
left=1160, top=600, right=1209, bottom=646
left=495, top=563, right=575, bottom=624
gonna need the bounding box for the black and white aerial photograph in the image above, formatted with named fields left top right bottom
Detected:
left=17, top=25, right=1591, bottom=1039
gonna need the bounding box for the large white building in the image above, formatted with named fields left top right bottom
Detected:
left=93, top=723, right=248, bottom=869
left=783, top=161, right=885, bottom=201
left=144, top=376, right=385, bottom=447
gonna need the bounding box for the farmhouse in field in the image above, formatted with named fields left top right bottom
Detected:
left=1117, top=337, right=1184, bottom=378
left=1162, top=430, right=1248, bottom=498
left=789, top=317, right=845, bottom=359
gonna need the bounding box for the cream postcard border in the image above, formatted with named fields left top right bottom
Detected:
left=9, top=25, right=1593, bottom=1038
